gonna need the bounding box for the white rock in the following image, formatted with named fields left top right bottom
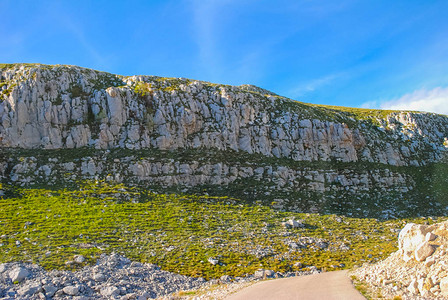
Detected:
left=101, top=286, right=120, bottom=297
left=93, top=272, right=106, bottom=281
left=440, top=277, right=448, bottom=296
left=9, top=267, right=29, bottom=283
left=283, top=218, right=303, bottom=228
left=425, top=232, right=437, bottom=242
left=74, top=255, right=85, bottom=263
left=17, top=282, right=42, bottom=297
left=254, top=269, right=274, bottom=278
left=43, top=284, right=58, bottom=297
left=63, top=285, right=79, bottom=296
left=425, top=257, right=435, bottom=267
left=402, top=250, right=413, bottom=262
left=415, top=242, right=435, bottom=262
left=220, top=275, right=232, bottom=282
left=208, top=257, right=219, bottom=265
left=408, top=278, right=418, bottom=294
left=253, top=269, right=265, bottom=278
left=0, top=263, right=7, bottom=273
left=398, top=223, right=429, bottom=254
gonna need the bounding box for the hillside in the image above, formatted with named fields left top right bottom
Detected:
left=1, top=63, right=448, bottom=218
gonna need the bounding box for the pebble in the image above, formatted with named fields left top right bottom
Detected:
left=0, top=254, right=206, bottom=299
left=0, top=253, right=320, bottom=299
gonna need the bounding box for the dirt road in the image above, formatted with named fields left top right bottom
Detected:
left=225, top=270, right=365, bottom=300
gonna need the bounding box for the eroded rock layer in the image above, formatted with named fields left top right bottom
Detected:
left=1, top=64, right=448, bottom=217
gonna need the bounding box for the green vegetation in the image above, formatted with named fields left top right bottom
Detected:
left=351, top=276, right=371, bottom=299
left=313, top=104, right=400, bottom=120
left=351, top=274, right=398, bottom=300
left=0, top=181, right=443, bottom=279
left=2, top=147, right=447, bottom=219
left=133, top=81, right=153, bottom=97
left=1, top=62, right=448, bottom=293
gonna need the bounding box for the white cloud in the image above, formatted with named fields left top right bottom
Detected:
left=362, top=87, right=448, bottom=116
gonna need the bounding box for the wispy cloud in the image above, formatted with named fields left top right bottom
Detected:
left=190, top=0, right=224, bottom=80
left=362, top=87, right=448, bottom=115
left=288, top=72, right=346, bottom=98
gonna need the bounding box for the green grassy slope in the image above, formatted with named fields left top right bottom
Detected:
left=0, top=181, right=443, bottom=279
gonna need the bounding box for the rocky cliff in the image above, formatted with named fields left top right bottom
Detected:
left=1, top=63, right=448, bottom=218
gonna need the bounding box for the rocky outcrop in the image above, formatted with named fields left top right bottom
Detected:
left=352, top=220, right=448, bottom=299
left=1, top=64, right=448, bottom=217
left=1, top=64, right=447, bottom=165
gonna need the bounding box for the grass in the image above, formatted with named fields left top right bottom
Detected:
left=2, top=147, right=448, bottom=219
left=1, top=63, right=447, bottom=287
left=350, top=274, right=405, bottom=300
left=0, top=181, right=444, bottom=280
left=351, top=275, right=382, bottom=300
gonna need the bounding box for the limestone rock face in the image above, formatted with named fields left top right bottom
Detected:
left=1, top=64, right=447, bottom=166
left=1, top=64, right=448, bottom=217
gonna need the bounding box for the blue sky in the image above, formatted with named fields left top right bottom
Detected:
left=1, top=0, right=448, bottom=114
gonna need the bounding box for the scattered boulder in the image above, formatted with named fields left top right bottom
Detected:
left=121, top=293, right=137, bottom=300
left=398, top=223, right=429, bottom=253
left=93, top=272, right=106, bottom=281
left=74, top=255, right=86, bottom=264
left=43, top=284, right=58, bottom=297
left=254, top=269, right=275, bottom=278
left=315, top=241, right=328, bottom=249
left=63, top=285, right=79, bottom=296
left=282, top=218, right=304, bottom=229
left=208, top=257, right=219, bottom=265
left=9, top=267, right=29, bottom=283
left=220, top=275, right=232, bottom=282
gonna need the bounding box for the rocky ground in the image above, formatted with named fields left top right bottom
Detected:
left=351, top=220, right=448, bottom=299
left=0, top=253, right=319, bottom=300
left=0, top=253, right=205, bottom=299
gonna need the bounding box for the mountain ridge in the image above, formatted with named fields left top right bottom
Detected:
left=1, top=63, right=448, bottom=218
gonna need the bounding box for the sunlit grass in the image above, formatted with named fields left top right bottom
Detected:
left=0, top=181, right=441, bottom=279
